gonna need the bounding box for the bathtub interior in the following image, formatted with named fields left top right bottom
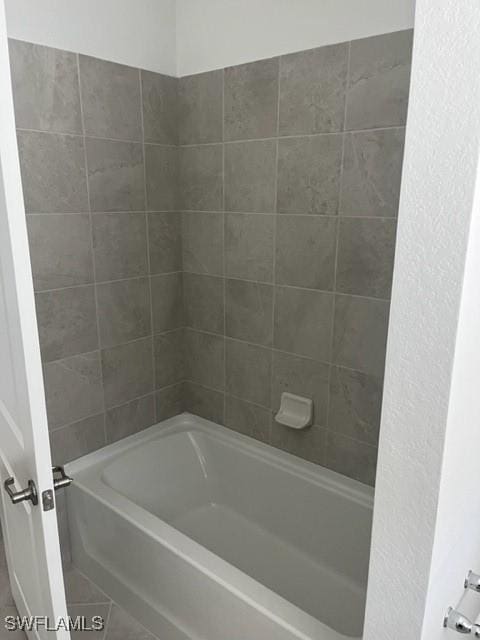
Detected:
left=94, top=422, right=373, bottom=636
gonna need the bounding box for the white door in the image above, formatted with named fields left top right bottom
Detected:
left=0, top=2, right=69, bottom=638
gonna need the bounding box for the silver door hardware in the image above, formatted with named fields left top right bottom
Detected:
left=465, top=571, right=480, bottom=593
left=444, top=571, right=480, bottom=633
left=42, top=489, right=55, bottom=512
left=4, top=467, right=72, bottom=508
left=4, top=477, right=38, bottom=505
left=52, top=466, right=73, bottom=491
left=444, top=608, right=480, bottom=636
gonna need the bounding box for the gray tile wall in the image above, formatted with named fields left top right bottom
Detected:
left=10, top=29, right=412, bottom=487
left=180, top=29, right=413, bottom=486
left=9, top=39, right=181, bottom=465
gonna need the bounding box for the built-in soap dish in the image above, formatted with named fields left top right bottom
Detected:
left=275, top=392, right=313, bottom=429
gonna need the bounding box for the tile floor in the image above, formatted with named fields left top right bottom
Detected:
left=0, top=538, right=159, bottom=640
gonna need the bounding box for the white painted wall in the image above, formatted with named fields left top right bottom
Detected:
left=363, top=1, right=480, bottom=638
left=4, top=0, right=177, bottom=75
left=176, top=0, right=415, bottom=76
left=422, top=156, right=480, bottom=638
left=5, top=0, right=415, bottom=77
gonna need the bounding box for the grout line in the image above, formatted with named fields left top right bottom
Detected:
left=105, top=596, right=161, bottom=640
left=101, top=602, right=113, bottom=640
left=42, top=329, right=183, bottom=367
left=26, top=210, right=182, bottom=216
left=179, top=209, right=399, bottom=220
left=26, top=208, right=401, bottom=219
left=50, top=379, right=182, bottom=435
left=42, top=348, right=102, bottom=366
left=26, top=211, right=92, bottom=216
left=65, top=565, right=112, bottom=605
left=176, top=124, right=406, bottom=147
left=268, top=55, right=282, bottom=444
left=34, top=273, right=182, bottom=295
left=179, top=272, right=392, bottom=304
left=184, top=379, right=378, bottom=448
left=183, top=272, right=223, bottom=285
left=343, top=41, right=352, bottom=134
left=326, top=222, right=340, bottom=439
left=65, top=569, right=165, bottom=640
left=17, top=126, right=177, bottom=148
left=143, top=140, right=177, bottom=149
left=76, top=52, right=108, bottom=446
left=186, top=380, right=271, bottom=412
left=178, top=140, right=224, bottom=150
left=221, top=67, right=227, bottom=423
left=151, top=380, right=185, bottom=396
left=184, top=327, right=384, bottom=380
left=325, top=41, right=352, bottom=439
left=177, top=78, right=186, bottom=409
left=139, top=68, right=158, bottom=423
left=17, top=127, right=84, bottom=139
left=49, top=410, right=105, bottom=434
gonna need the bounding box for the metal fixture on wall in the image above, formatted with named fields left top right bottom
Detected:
left=444, top=571, right=480, bottom=634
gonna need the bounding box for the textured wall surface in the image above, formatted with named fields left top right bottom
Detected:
left=9, top=38, right=181, bottom=466
left=180, top=30, right=412, bottom=486
left=364, top=1, right=480, bottom=638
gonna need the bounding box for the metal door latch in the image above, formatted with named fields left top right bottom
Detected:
left=465, top=571, right=480, bottom=593
left=52, top=466, right=73, bottom=491
left=4, top=466, right=72, bottom=507
left=4, top=477, right=38, bottom=505
left=42, top=489, right=55, bottom=512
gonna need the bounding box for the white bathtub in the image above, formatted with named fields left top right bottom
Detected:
left=66, top=413, right=373, bottom=640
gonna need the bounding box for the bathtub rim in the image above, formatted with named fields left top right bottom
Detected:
left=67, top=412, right=374, bottom=509
left=66, top=413, right=373, bottom=640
